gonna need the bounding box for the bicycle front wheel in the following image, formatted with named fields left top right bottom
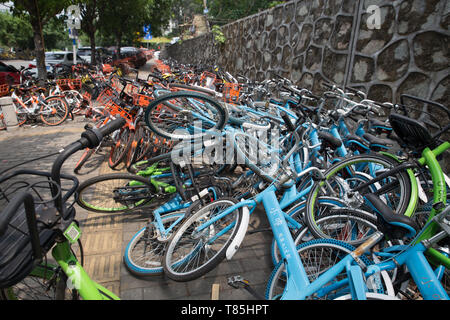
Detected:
left=163, top=198, right=243, bottom=281
left=0, top=264, right=71, bottom=300
left=144, top=91, right=227, bottom=140
left=76, top=173, right=157, bottom=213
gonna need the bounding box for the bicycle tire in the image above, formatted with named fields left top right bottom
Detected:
left=40, top=96, right=69, bottom=126
left=0, top=264, right=71, bottom=300
left=76, top=173, right=157, bottom=213
left=270, top=196, right=347, bottom=265
left=304, top=153, right=413, bottom=241
left=168, top=83, right=217, bottom=97
left=144, top=91, right=227, bottom=140
left=109, top=127, right=134, bottom=169
left=123, top=212, right=186, bottom=276
left=266, top=239, right=374, bottom=300
left=163, top=197, right=243, bottom=281
left=125, top=126, right=143, bottom=170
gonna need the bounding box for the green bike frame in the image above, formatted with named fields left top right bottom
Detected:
left=52, top=241, right=120, bottom=300
left=415, top=142, right=450, bottom=269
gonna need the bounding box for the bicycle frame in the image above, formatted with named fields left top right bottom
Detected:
left=51, top=240, right=120, bottom=300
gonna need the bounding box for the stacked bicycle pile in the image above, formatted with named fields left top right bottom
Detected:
left=0, top=58, right=449, bottom=300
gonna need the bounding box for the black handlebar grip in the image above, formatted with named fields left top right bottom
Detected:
left=280, top=111, right=296, bottom=132
left=98, top=117, right=126, bottom=137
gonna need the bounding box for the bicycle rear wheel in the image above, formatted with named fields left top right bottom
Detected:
left=76, top=173, right=157, bottom=213
left=144, top=91, right=227, bottom=140
left=40, top=96, right=69, bottom=126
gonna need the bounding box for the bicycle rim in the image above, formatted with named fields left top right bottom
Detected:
left=163, top=198, right=242, bottom=281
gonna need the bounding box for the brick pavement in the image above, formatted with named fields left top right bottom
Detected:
left=0, top=70, right=276, bottom=300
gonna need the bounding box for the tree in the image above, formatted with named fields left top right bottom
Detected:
left=1, top=0, right=71, bottom=80
left=0, top=11, right=33, bottom=50
left=78, top=0, right=98, bottom=64
left=207, top=0, right=281, bottom=23
left=97, top=0, right=173, bottom=55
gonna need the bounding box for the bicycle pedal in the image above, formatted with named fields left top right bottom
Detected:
left=227, top=275, right=248, bottom=289
left=227, top=275, right=266, bottom=300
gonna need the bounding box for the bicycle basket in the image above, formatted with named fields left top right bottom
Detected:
left=56, top=79, right=82, bottom=91
left=0, top=84, right=9, bottom=97
left=0, top=170, right=78, bottom=288
left=222, top=83, right=242, bottom=104
left=0, top=181, right=60, bottom=288
left=390, top=94, right=450, bottom=152
left=132, top=93, right=153, bottom=108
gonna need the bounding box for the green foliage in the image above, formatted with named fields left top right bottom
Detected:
left=206, top=0, right=281, bottom=22
left=211, top=25, right=226, bottom=45
left=0, top=11, right=33, bottom=49
left=0, top=11, right=70, bottom=51
left=268, top=1, right=284, bottom=8
left=96, top=0, right=174, bottom=48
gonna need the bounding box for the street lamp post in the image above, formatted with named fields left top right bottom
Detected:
left=66, top=5, right=81, bottom=65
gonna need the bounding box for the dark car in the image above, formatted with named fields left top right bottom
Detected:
left=108, top=47, right=147, bottom=69
left=0, top=61, right=20, bottom=85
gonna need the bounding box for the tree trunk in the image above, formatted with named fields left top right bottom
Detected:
left=31, top=21, right=47, bottom=81
left=89, top=32, right=96, bottom=65
left=28, top=1, right=47, bottom=81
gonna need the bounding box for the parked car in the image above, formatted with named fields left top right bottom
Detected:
left=108, top=47, right=147, bottom=69
left=29, top=51, right=86, bottom=77
left=0, top=61, right=20, bottom=85
left=77, top=46, right=110, bottom=64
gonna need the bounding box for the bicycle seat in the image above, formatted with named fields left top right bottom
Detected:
left=365, top=193, right=419, bottom=239
left=389, top=113, right=436, bottom=153
left=345, top=134, right=369, bottom=150
left=369, top=119, right=392, bottom=131
left=318, top=131, right=342, bottom=150
left=362, top=133, right=395, bottom=150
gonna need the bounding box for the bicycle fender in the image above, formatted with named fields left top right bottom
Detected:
left=226, top=203, right=250, bottom=260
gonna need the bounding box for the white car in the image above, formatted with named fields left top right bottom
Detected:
left=29, top=51, right=85, bottom=77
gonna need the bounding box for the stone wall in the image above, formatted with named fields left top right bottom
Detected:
left=165, top=0, right=449, bottom=106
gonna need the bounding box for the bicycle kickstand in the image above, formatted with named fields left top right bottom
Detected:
left=227, top=275, right=266, bottom=300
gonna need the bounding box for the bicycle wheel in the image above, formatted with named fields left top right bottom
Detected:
left=123, top=212, right=186, bottom=276
left=0, top=112, right=5, bottom=130
left=14, top=102, right=28, bottom=126
left=305, top=153, right=413, bottom=241
left=76, top=173, right=157, bottom=213
left=40, top=96, right=69, bottom=126
left=109, top=127, right=134, bottom=169
left=266, top=239, right=375, bottom=300
left=144, top=91, right=227, bottom=140
left=232, top=131, right=283, bottom=184
left=163, top=198, right=243, bottom=281
left=0, top=264, right=71, bottom=300
left=271, top=197, right=346, bottom=265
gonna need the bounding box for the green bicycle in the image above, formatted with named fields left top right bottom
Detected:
left=0, top=118, right=125, bottom=300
